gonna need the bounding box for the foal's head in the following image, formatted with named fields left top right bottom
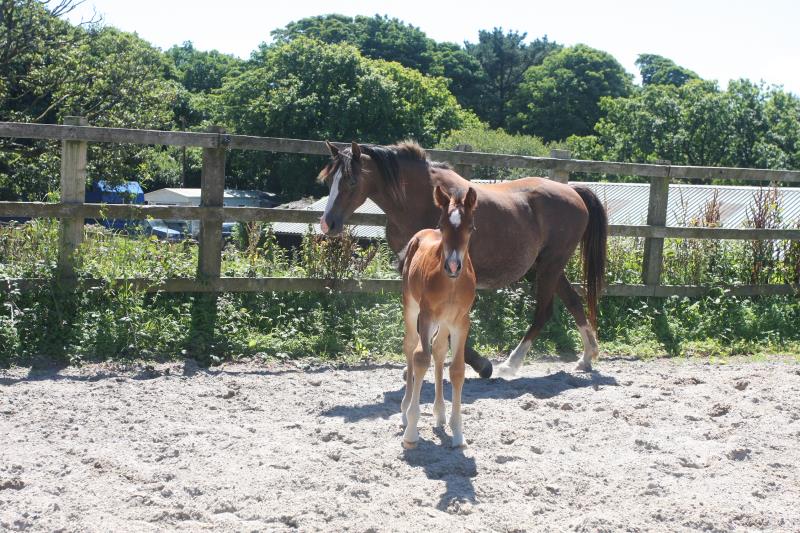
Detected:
left=434, top=185, right=477, bottom=278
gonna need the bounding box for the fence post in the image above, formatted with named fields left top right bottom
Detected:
left=196, top=126, right=226, bottom=283
left=453, top=144, right=473, bottom=179
left=548, top=149, right=570, bottom=183
left=642, top=174, right=671, bottom=286
left=57, top=116, right=88, bottom=282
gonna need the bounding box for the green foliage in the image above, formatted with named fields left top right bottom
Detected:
left=465, top=29, right=560, bottom=128
left=435, top=125, right=550, bottom=179
left=570, top=79, right=800, bottom=171
left=218, top=37, right=478, bottom=196
left=636, top=53, right=699, bottom=87
left=510, top=44, right=633, bottom=141
left=2, top=219, right=799, bottom=366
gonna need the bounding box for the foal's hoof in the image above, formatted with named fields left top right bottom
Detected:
left=451, top=434, right=466, bottom=448
left=574, top=360, right=592, bottom=372
left=402, top=439, right=418, bottom=450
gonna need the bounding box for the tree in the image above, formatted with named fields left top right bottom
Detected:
left=568, top=79, right=800, bottom=173
left=510, top=44, right=633, bottom=141
left=166, top=41, right=243, bottom=94
left=0, top=3, right=181, bottom=199
left=464, top=29, right=559, bottom=127
left=636, top=53, right=699, bottom=87
left=219, top=38, right=478, bottom=196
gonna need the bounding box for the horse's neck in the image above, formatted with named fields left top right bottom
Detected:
left=368, top=162, right=437, bottom=247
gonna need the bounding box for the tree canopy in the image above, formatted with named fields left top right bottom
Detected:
left=509, top=44, right=633, bottom=141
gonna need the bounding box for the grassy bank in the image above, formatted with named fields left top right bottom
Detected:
left=1, top=218, right=799, bottom=367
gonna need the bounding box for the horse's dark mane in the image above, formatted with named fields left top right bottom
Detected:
left=358, top=141, right=434, bottom=206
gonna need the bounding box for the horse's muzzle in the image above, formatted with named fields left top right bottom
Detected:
left=444, top=253, right=462, bottom=278
left=320, top=215, right=342, bottom=236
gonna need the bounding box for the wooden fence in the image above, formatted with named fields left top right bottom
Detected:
left=1, top=118, right=799, bottom=298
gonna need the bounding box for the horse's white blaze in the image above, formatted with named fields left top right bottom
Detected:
left=449, top=209, right=461, bottom=227
left=496, top=339, right=531, bottom=379
left=322, top=168, right=342, bottom=219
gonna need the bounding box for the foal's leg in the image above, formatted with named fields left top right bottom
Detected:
left=400, top=299, right=420, bottom=426
left=449, top=317, right=469, bottom=448
left=402, top=314, right=434, bottom=449
left=431, top=325, right=450, bottom=427
left=496, top=260, right=564, bottom=379
left=556, top=274, right=599, bottom=372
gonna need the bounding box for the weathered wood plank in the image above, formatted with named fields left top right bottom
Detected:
left=548, top=149, right=571, bottom=183
left=2, top=277, right=796, bottom=298
left=57, top=116, right=88, bottom=280
left=4, top=202, right=800, bottom=240
left=197, top=127, right=226, bottom=280
left=642, top=176, right=670, bottom=285
left=3, top=122, right=800, bottom=183
left=0, top=121, right=218, bottom=148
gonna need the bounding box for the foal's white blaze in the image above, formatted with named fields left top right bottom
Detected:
left=449, top=209, right=461, bottom=228
left=496, top=339, right=531, bottom=379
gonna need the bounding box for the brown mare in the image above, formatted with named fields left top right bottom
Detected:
left=399, top=185, right=477, bottom=449
left=318, top=141, right=607, bottom=378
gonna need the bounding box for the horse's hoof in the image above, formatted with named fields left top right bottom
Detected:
left=495, top=363, right=518, bottom=380
left=477, top=361, right=493, bottom=379
left=402, top=439, right=418, bottom=449
left=574, top=361, right=592, bottom=372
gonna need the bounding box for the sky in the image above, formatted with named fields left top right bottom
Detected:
left=65, top=0, right=800, bottom=96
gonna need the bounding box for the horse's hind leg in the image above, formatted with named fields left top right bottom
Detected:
left=403, top=314, right=434, bottom=449
left=496, top=259, right=564, bottom=379
left=556, top=273, right=599, bottom=372
left=400, top=299, right=419, bottom=427
left=464, top=342, right=493, bottom=379
left=432, top=325, right=450, bottom=427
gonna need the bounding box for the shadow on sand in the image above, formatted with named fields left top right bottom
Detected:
left=321, top=368, right=618, bottom=423
left=401, top=426, right=478, bottom=512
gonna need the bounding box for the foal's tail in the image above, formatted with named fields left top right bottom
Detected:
left=572, top=186, right=608, bottom=329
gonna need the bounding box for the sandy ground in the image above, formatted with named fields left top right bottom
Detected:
left=1, top=356, right=799, bottom=532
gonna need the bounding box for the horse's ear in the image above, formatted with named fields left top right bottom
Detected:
left=464, top=186, right=477, bottom=211
left=351, top=142, right=361, bottom=161
left=433, top=185, right=450, bottom=208
left=325, top=141, right=339, bottom=158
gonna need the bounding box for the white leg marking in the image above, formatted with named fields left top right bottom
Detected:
left=575, top=324, right=598, bottom=372
left=496, top=339, right=531, bottom=379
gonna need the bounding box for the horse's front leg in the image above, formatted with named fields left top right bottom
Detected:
left=431, top=325, right=450, bottom=427
left=449, top=316, right=469, bottom=448
left=403, top=314, right=434, bottom=449
left=400, top=299, right=419, bottom=427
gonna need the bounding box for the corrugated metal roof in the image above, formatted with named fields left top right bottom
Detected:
left=272, top=181, right=800, bottom=238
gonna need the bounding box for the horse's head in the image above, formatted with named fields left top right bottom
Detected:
left=318, top=141, right=369, bottom=236
left=434, top=185, right=477, bottom=278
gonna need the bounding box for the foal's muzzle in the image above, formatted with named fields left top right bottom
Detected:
left=444, top=250, right=462, bottom=278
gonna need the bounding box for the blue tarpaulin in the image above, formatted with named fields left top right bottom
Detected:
left=85, top=180, right=144, bottom=229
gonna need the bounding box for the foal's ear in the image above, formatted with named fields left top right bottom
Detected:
left=351, top=142, right=362, bottom=160
left=464, top=186, right=477, bottom=211
left=325, top=140, right=339, bottom=158
left=433, top=185, right=450, bottom=208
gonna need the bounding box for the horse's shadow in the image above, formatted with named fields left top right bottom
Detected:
left=321, top=368, right=618, bottom=423
left=401, top=427, right=477, bottom=513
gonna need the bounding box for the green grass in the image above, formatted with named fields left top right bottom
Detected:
left=1, top=219, right=799, bottom=367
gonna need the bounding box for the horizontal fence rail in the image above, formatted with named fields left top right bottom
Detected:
left=1, top=202, right=799, bottom=241
left=3, top=121, right=800, bottom=183
left=1, top=119, right=799, bottom=300
left=1, top=277, right=796, bottom=298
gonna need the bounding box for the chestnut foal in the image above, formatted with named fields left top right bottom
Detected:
left=399, top=185, right=477, bottom=449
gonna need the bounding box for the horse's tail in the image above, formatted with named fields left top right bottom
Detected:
left=572, top=185, right=608, bottom=330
